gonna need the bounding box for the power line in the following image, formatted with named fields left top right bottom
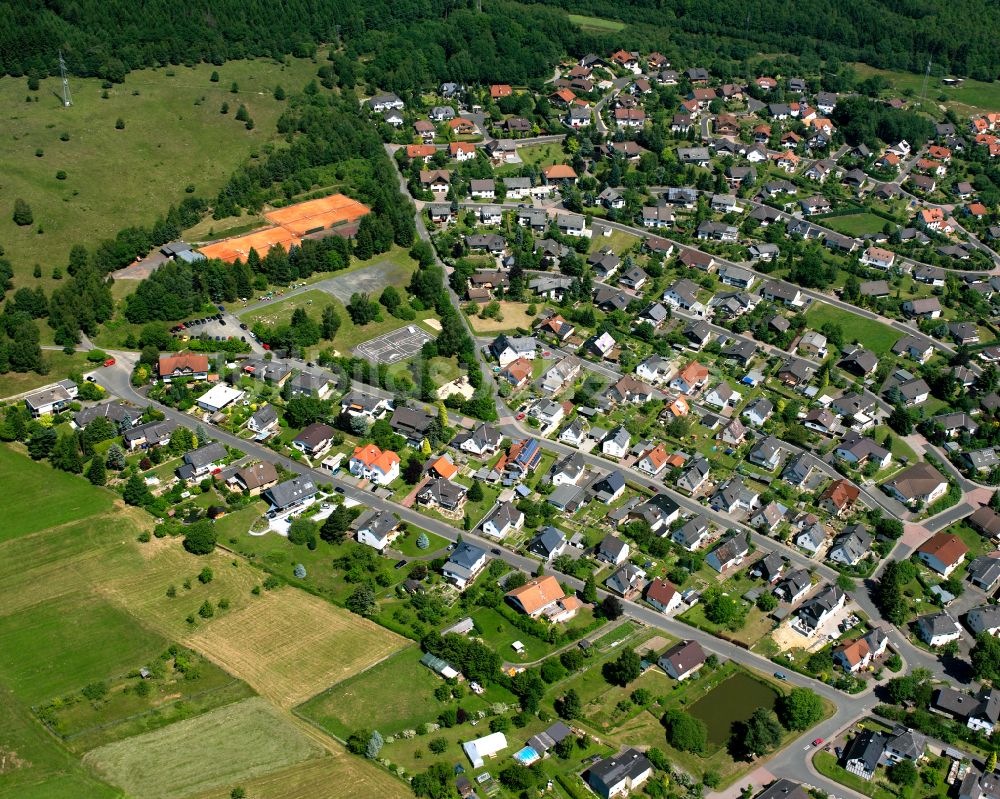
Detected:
left=59, top=50, right=72, bottom=107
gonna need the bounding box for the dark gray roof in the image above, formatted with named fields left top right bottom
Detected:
left=183, top=441, right=227, bottom=470
left=841, top=730, right=886, bottom=774
left=265, top=476, right=317, bottom=509
left=75, top=401, right=139, bottom=427
left=448, top=541, right=487, bottom=571
left=589, top=748, right=653, bottom=791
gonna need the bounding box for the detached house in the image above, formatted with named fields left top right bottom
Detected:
left=706, top=534, right=750, bottom=572
left=658, top=640, right=706, bottom=681
left=916, top=532, right=968, bottom=577
left=884, top=462, right=948, bottom=507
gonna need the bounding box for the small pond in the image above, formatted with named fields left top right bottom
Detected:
left=687, top=672, right=780, bottom=747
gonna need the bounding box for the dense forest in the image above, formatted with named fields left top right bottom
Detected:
left=0, top=0, right=585, bottom=87
left=3, top=0, right=1000, bottom=84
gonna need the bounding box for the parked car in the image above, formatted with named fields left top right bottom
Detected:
left=103, top=357, right=116, bottom=367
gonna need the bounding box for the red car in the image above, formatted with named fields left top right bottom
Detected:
left=812, top=738, right=824, bottom=747
left=103, top=357, right=116, bottom=367
left=515, top=412, right=525, bottom=420
left=262, top=343, right=271, bottom=350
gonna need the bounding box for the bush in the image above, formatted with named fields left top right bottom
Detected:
left=183, top=521, right=217, bottom=555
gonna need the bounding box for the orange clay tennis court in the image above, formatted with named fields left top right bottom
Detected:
left=199, top=227, right=301, bottom=263
left=198, top=194, right=370, bottom=263
left=264, top=194, right=370, bottom=236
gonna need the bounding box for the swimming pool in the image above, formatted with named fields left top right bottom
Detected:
left=512, top=745, right=540, bottom=766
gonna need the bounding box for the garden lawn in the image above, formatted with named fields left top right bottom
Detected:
left=0, top=444, right=115, bottom=542
left=814, top=751, right=899, bottom=799
left=804, top=302, right=902, bottom=354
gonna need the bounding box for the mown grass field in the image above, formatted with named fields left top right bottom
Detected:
left=851, top=63, right=1000, bottom=114
left=83, top=697, right=324, bottom=799
left=0, top=592, right=167, bottom=705
left=0, top=350, right=95, bottom=399
left=298, top=646, right=445, bottom=739
left=0, top=682, right=121, bottom=799
left=189, top=754, right=411, bottom=799
left=568, top=13, right=626, bottom=32
left=804, top=301, right=902, bottom=354
left=0, top=55, right=323, bottom=288
left=186, top=587, right=407, bottom=708
left=0, top=442, right=408, bottom=798
left=0, top=443, right=115, bottom=541
left=820, top=212, right=894, bottom=237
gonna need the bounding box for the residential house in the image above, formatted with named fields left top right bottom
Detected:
left=828, top=524, right=873, bottom=566
left=417, top=477, right=468, bottom=514
left=606, top=563, right=647, bottom=599
left=349, top=444, right=400, bottom=485
left=506, top=575, right=581, bottom=622
left=749, top=436, right=787, bottom=471
left=478, top=501, right=524, bottom=540
left=157, top=353, right=209, bottom=383
left=529, top=527, right=567, bottom=562
left=967, top=558, right=1000, bottom=592
left=678, top=457, right=710, bottom=494
left=916, top=611, right=962, bottom=647
left=658, top=640, right=706, bottom=681
left=603, top=426, right=631, bottom=459
left=176, top=441, right=227, bottom=481
left=672, top=516, right=710, bottom=550
left=842, top=730, right=887, bottom=781
left=455, top=422, right=502, bottom=457
left=670, top=361, right=709, bottom=395
left=587, top=749, right=654, bottom=799
left=443, top=542, right=488, bottom=589
left=796, top=523, right=827, bottom=555
left=834, top=628, right=889, bottom=672
left=355, top=510, right=401, bottom=551
left=340, top=391, right=391, bottom=421
left=706, top=534, right=750, bottom=572
left=710, top=477, right=759, bottom=514
left=591, top=470, right=627, bottom=503
left=916, top=532, right=968, bottom=577
left=229, top=461, right=278, bottom=496
left=389, top=407, right=437, bottom=447
left=819, top=479, right=860, bottom=517
left=291, top=422, right=335, bottom=458
left=263, top=476, right=317, bottom=514
left=597, top=534, right=630, bottom=566
left=645, top=579, right=683, bottom=613
left=795, top=585, right=846, bottom=634
left=775, top=569, right=813, bottom=604
left=884, top=462, right=948, bottom=507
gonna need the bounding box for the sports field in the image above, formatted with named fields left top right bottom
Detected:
left=804, top=302, right=903, bottom=354
left=0, top=55, right=321, bottom=287
left=83, top=697, right=324, bottom=799
left=186, top=587, right=407, bottom=708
